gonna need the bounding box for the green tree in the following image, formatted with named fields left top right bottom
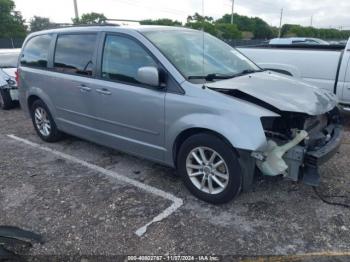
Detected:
left=72, top=12, right=107, bottom=25
left=30, top=16, right=54, bottom=32
left=281, top=24, right=350, bottom=39
left=215, top=23, right=241, bottom=39
left=187, top=12, right=214, bottom=23
left=217, top=14, right=254, bottom=32
left=140, top=19, right=182, bottom=26
left=185, top=21, right=218, bottom=36
left=252, top=17, right=274, bottom=39
left=185, top=13, right=217, bottom=36
left=0, top=0, right=27, bottom=38
left=217, top=14, right=274, bottom=39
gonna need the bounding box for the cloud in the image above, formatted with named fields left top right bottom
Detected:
left=14, top=0, right=350, bottom=29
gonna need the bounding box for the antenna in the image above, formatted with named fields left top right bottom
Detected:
left=310, top=15, right=313, bottom=27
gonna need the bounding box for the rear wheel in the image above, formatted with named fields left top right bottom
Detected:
left=30, top=100, right=63, bottom=142
left=177, top=133, right=242, bottom=204
left=0, top=89, right=14, bottom=110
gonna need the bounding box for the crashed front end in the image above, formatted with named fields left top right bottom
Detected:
left=253, top=107, right=343, bottom=186
left=207, top=71, right=344, bottom=187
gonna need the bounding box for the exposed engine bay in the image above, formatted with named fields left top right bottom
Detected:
left=210, top=87, right=343, bottom=186
left=257, top=107, right=342, bottom=185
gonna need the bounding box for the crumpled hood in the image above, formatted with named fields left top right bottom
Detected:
left=207, top=71, right=337, bottom=116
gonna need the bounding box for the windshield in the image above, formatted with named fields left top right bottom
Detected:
left=0, top=52, right=20, bottom=68
left=143, top=29, right=260, bottom=82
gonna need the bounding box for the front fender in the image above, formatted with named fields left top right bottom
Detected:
left=165, top=112, right=269, bottom=164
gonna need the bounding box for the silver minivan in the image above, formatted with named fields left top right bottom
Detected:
left=18, top=25, right=343, bottom=204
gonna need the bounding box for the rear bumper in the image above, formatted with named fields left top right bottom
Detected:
left=9, top=88, right=19, bottom=101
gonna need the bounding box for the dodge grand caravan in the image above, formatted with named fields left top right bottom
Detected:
left=18, top=26, right=343, bottom=204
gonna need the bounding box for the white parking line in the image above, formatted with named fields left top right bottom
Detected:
left=7, top=134, right=183, bottom=237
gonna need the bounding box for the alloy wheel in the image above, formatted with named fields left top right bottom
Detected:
left=34, top=107, right=51, bottom=137
left=186, top=147, right=229, bottom=195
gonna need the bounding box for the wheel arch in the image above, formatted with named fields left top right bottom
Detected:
left=26, top=87, right=57, bottom=119
left=172, top=128, right=257, bottom=193
left=27, top=94, right=41, bottom=111
left=172, top=127, right=236, bottom=168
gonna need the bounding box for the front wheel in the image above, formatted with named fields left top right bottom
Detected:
left=177, top=133, right=242, bottom=204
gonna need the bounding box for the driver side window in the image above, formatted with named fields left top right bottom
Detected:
left=101, top=35, right=157, bottom=85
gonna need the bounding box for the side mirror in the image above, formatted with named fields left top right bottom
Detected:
left=136, top=66, right=160, bottom=87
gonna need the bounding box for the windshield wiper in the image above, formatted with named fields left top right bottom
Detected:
left=188, top=70, right=264, bottom=82
left=188, top=73, right=236, bottom=82
left=231, top=69, right=264, bottom=78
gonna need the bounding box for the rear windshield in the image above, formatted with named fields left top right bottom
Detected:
left=0, top=52, right=19, bottom=68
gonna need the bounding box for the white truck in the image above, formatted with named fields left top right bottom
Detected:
left=238, top=39, right=350, bottom=111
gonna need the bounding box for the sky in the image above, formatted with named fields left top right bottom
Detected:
left=13, top=0, right=350, bottom=29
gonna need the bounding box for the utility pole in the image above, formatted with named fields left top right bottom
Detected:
left=231, top=0, right=235, bottom=24
left=73, top=0, right=79, bottom=20
left=310, top=15, right=313, bottom=27
left=278, top=8, right=283, bottom=38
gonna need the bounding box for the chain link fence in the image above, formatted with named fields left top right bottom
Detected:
left=0, top=38, right=24, bottom=49
left=225, top=39, right=268, bottom=47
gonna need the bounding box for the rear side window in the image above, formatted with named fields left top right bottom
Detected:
left=20, top=34, right=52, bottom=68
left=54, top=34, right=97, bottom=76
left=101, top=35, right=157, bottom=84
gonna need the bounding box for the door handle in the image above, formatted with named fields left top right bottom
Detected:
left=96, top=88, right=112, bottom=95
left=79, top=84, right=91, bottom=92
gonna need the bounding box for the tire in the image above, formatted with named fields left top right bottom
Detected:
left=30, top=100, right=63, bottom=142
left=177, top=133, right=242, bottom=204
left=0, top=89, right=14, bottom=110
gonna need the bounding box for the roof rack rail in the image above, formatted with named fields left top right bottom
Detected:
left=70, top=23, right=120, bottom=27
left=106, top=19, right=141, bottom=25
left=48, top=19, right=141, bottom=30
left=48, top=22, right=120, bottom=30
left=106, top=19, right=140, bottom=23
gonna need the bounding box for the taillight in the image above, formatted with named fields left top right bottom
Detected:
left=15, top=69, right=19, bottom=86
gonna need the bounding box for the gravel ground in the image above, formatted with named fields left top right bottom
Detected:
left=0, top=108, right=350, bottom=261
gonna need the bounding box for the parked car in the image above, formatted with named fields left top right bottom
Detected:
left=238, top=38, right=350, bottom=111
left=18, top=26, right=343, bottom=204
left=269, top=37, right=330, bottom=45
left=0, top=49, right=20, bottom=109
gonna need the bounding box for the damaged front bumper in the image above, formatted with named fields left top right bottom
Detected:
left=253, top=123, right=343, bottom=187
left=302, top=125, right=343, bottom=186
